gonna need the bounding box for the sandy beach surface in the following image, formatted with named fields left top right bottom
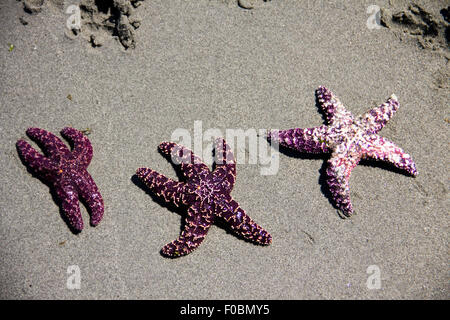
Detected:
left=1, top=0, right=448, bottom=299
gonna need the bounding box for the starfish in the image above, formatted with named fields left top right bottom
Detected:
left=268, top=86, right=418, bottom=216
left=136, top=138, right=272, bottom=257
left=16, top=127, right=104, bottom=231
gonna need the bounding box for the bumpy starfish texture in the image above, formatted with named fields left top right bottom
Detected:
left=16, top=127, right=104, bottom=231
left=268, top=86, right=418, bottom=216
left=136, top=138, right=272, bottom=257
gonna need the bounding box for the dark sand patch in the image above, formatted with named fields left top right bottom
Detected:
left=21, top=0, right=145, bottom=49
left=19, top=0, right=273, bottom=49
left=380, top=0, right=449, bottom=53
left=76, top=0, right=144, bottom=49
left=23, top=0, right=63, bottom=14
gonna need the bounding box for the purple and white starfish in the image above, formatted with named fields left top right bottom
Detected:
left=136, top=138, right=272, bottom=257
left=268, top=86, right=418, bottom=216
left=16, top=127, right=104, bottom=231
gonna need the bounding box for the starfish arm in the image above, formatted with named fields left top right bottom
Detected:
left=76, top=173, right=104, bottom=226
left=212, top=138, right=236, bottom=191
left=161, top=204, right=213, bottom=257
left=215, top=199, right=272, bottom=245
left=60, top=127, right=93, bottom=168
left=16, top=139, right=55, bottom=175
left=363, top=135, right=418, bottom=176
left=159, top=142, right=210, bottom=179
left=268, top=126, right=330, bottom=154
left=25, top=127, right=70, bottom=157
left=360, top=94, right=399, bottom=134
left=316, top=86, right=352, bottom=124
left=326, top=151, right=361, bottom=216
left=136, top=167, right=186, bottom=206
left=55, top=183, right=84, bottom=231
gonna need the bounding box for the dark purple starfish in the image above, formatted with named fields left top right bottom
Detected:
left=136, top=138, right=272, bottom=257
left=16, top=127, right=104, bottom=231
left=268, top=86, right=418, bottom=216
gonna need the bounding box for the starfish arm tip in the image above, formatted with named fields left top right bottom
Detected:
left=158, top=141, right=174, bottom=152
left=25, top=127, right=51, bottom=140
left=252, top=228, right=273, bottom=245
left=16, top=139, right=27, bottom=148
left=316, top=85, right=332, bottom=96
left=60, top=127, right=71, bottom=134
left=90, top=218, right=102, bottom=227
left=16, top=138, right=54, bottom=174
left=261, top=233, right=273, bottom=245
left=158, top=141, right=168, bottom=147
left=161, top=240, right=195, bottom=257
left=136, top=167, right=147, bottom=176
left=25, top=127, right=39, bottom=135
left=266, top=129, right=280, bottom=142
left=340, top=208, right=354, bottom=218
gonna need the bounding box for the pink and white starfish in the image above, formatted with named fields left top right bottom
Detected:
left=268, top=86, right=418, bottom=216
